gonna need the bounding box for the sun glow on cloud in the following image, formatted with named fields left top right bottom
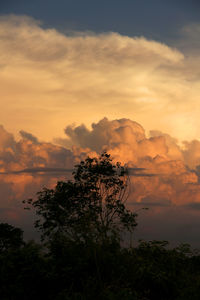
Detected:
left=1, top=117, right=200, bottom=208
left=1, top=117, right=200, bottom=244
left=1, top=15, right=200, bottom=142
left=2, top=15, right=200, bottom=243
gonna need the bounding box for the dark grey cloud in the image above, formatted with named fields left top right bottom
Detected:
left=184, top=202, right=200, bottom=210
left=0, top=167, right=74, bottom=175
left=0, top=167, right=155, bottom=177
left=130, top=201, right=171, bottom=207
left=19, top=130, right=38, bottom=143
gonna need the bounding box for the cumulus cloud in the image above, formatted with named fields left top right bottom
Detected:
left=182, top=140, right=200, bottom=168
left=64, top=117, right=145, bottom=152
left=0, top=117, right=195, bottom=213
left=61, top=118, right=200, bottom=207
left=0, top=119, right=200, bottom=213
left=0, top=125, right=76, bottom=209
left=1, top=118, right=200, bottom=244
left=1, top=14, right=200, bottom=243
left=2, top=126, right=89, bottom=176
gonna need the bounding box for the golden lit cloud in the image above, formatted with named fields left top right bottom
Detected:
left=1, top=118, right=200, bottom=214
left=1, top=15, right=200, bottom=242
left=2, top=15, right=200, bottom=142
left=62, top=118, right=200, bottom=206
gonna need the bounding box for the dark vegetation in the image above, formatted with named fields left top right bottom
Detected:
left=1, top=152, right=200, bottom=299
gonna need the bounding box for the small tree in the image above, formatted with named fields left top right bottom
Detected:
left=24, top=152, right=137, bottom=245
left=0, top=223, right=24, bottom=252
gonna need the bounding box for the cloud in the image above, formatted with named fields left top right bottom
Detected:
left=184, top=202, right=200, bottom=210
left=178, top=23, right=200, bottom=55
left=0, top=117, right=198, bottom=214
left=64, top=117, right=146, bottom=152
left=0, top=167, right=74, bottom=175
left=149, top=130, right=183, bottom=161
left=2, top=15, right=200, bottom=142
left=0, top=125, right=77, bottom=206
left=182, top=140, right=200, bottom=168
left=0, top=136, right=74, bottom=173
left=61, top=118, right=200, bottom=208
left=19, top=130, right=38, bottom=144
left=1, top=14, right=200, bottom=244
left=0, top=15, right=182, bottom=65
left=1, top=119, right=200, bottom=245
left=0, top=118, right=200, bottom=215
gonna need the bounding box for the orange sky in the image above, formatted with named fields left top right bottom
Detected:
left=1, top=15, right=200, bottom=142
left=1, top=15, right=200, bottom=244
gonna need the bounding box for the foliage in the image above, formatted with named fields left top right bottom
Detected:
left=1, top=232, right=200, bottom=300
left=0, top=223, right=24, bottom=253
left=24, top=152, right=137, bottom=244
left=1, top=153, right=200, bottom=299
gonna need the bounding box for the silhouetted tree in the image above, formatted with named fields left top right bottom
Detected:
left=2, top=155, right=200, bottom=299
left=24, top=152, right=137, bottom=245
left=0, top=223, right=24, bottom=252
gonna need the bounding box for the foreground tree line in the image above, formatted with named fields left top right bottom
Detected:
left=1, top=153, right=200, bottom=299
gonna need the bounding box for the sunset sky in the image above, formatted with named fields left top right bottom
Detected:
left=1, top=1, right=200, bottom=245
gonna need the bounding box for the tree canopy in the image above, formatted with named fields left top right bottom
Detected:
left=0, top=223, right=24, bottom=253
left=1, top=153, right=200, bottom=299
left=24, top=152, right=137, bottom=245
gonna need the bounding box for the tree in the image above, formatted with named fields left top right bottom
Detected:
left=24, top=152, right=137, bottom=245
left=0, top=223, right=24, bottom=252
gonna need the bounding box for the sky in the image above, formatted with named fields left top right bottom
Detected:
left=1, top=0, right=200, bottom=141
left=1, top=1, right=200, bottom=245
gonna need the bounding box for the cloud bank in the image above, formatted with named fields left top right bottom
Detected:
left=1, top=118, right=200, bottom=245
left=1, top=15, right=200, bottom=141
left=2, top=117, right=200, bottom=201
left=1, top=15, right=200, bottom=244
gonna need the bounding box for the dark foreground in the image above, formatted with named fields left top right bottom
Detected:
left=1, top=234, right=200, bottom=300
left=2, top=153, right=200, bottom=299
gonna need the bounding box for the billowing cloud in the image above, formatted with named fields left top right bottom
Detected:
left=1, top=15, right=200, bottom=141
left=1, top=117, right=200, bottom=211
left=1, top=118, right=200, bottom=244
left=0, top=125, right=75, bottom=173
left=0, top=125, right=76, bottom=212
left=61, top=118, right=200, bottom=207
left=1, top=14, right=200, bottom=244
left=64, top=118, right=145, bottom=153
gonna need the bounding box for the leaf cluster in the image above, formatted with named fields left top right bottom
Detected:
left=24, top=152, right=137, bottom=245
